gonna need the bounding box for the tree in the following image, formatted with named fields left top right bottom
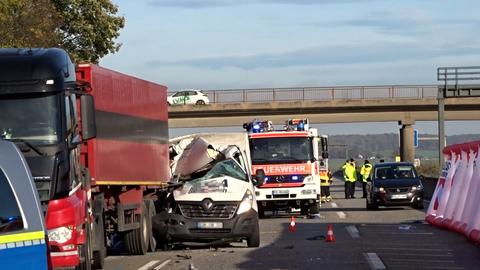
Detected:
left=0, top=0, right=61, bottom=48
left=51, top=0, right=125, bottom=63
left=0, top=0, right=124, bottom=63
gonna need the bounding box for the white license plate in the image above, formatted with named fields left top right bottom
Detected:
left=272, top=190, right=289, bottom=195
left=197, top=222, right=223, bottom=229
left=391, top=194, right=408, bottom=199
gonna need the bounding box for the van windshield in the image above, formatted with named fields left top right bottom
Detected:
left=0, top=169, right=24, bottom=234
left=177, top=159, right=248, bottom=194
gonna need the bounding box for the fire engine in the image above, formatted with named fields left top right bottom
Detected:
left=244, top=119, right=329, bottom=217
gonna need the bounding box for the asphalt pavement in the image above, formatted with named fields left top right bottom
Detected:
left=104, top=177, right=480, bottom=270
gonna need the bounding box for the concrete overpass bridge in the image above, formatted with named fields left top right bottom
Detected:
left=168, top=84, right=480, bottom=162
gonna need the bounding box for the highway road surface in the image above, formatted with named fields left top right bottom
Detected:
left=104, top=177, right=480, bottom=270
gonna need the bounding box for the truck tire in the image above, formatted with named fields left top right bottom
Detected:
left=92, top=193, right=106, bottom=269
left=92, top=214, right=106, bottom=269
left=124, top=203, right=149, bottom=255
left=247, top=221, right=260, bottom=247
left=77, top=208, right=92, bottom=270
left=144, top=199, right=156, bottom=252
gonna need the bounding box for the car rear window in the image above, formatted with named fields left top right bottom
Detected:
left=0, top=169, right=24, bottom=234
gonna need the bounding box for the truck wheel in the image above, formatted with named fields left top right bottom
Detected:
left=124, top=203, right=149, bottom=255
left=92, top=214, right=106, bottom=269
left=247, top=222, right=260, bottom=247
left=77, top=210, right=92, bottom=270
left=144, top=200, right=156, bottom=252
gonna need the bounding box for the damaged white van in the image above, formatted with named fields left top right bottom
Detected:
left=152, top=133, right=262, bottom=248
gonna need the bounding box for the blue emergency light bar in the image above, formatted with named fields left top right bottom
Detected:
left=243, top=119, right=273, bottom=133
left=285, top=119, right=309, bottom=131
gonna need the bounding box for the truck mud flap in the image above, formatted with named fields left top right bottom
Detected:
left=117, top=203, right=141, bottom=232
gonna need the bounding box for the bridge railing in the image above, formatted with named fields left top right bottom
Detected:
left=201, top=85, right=438, bottom=104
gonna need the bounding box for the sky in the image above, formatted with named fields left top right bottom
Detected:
left=101, top=0, right=480, bottom=136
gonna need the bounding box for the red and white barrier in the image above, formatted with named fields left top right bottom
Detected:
left=426, top=140, right=480, bottom=245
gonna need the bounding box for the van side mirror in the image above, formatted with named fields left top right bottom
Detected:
left=81, top=94, right=96, bottom=140
left=253, top=169, right=265, bottom=187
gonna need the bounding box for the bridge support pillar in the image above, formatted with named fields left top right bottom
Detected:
left=399, top=121, right=415, bottom=163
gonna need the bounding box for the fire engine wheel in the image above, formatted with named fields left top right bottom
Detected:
left=309, top=202, right=320, bottom=215
left=125, top=203, right=149, bottom=255
left=300, top=205, right=309, bottom=215
left=247, top=222, right=260, bottom=247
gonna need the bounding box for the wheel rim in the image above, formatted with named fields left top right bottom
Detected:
left=142, top=216, right=148, bottom=241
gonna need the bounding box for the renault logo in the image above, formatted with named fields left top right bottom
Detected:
left=201, top=198, right=214, bottom=211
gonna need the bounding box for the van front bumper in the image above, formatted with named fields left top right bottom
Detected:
left=152, top=209, right=258, bottom=243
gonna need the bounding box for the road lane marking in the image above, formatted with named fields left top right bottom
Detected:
left=385, top=258, right=456, bottom=263
left=376, top=232, right=434, bottom=235
left=154, top=259, right=172, bottom=270
left=346, top=225, right=360, bottom=238
left=336, top=211, right=346, bottom=219
left=365, top=253, right=386, bottom=270
left=379, top=252, right=453, bottom=257
left=376, top=247, right=453, bottom=252
left=138, top=260, right=160, bottom=270
left=331, top=202, right=338, bottom=208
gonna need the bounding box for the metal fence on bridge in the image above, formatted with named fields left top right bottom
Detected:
left=199, top=85, right=438, bottom=104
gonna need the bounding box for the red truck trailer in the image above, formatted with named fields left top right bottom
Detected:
left=0, top=48, right=169, bottom=270
left=76, top=64, right=170, bottom=266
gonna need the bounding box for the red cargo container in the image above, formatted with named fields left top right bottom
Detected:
left=74, top=64, right=169, bottom=265
left=77, top=64, right=169, bottom=186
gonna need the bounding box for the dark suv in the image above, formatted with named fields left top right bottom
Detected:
left=366, top=162, right=424, bottom=210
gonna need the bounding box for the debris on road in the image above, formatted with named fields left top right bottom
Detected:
left=306, top=235, right=326, bottom=241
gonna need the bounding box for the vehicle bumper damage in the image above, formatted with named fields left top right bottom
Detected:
left=152, top=209, right=258, bottom=244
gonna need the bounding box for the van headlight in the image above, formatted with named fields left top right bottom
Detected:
left=237, top=190, right=254, bottom=215
left=48, top=226, right=73, bottom=244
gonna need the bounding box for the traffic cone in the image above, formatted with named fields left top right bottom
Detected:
left=289, top=216, right=296, bottom=232
left=326, top=224, right=336, bottom=242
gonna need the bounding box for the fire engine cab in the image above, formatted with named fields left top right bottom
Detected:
left=244, top=119, right=329, bottom=217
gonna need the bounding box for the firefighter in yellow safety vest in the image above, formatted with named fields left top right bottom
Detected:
left=320, top=170, right=333, bottom=203
left=360, top=160, right=373, bottom=198
left=343, top=159, right=357, bottom=199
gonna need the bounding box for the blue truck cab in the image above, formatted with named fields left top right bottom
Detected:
left=0, top=141, right=49, bottom=269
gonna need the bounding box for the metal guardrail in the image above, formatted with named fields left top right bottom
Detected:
left=196, top=85, right=438, bottom=104
left=437, top=66, right=480, bottom=98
